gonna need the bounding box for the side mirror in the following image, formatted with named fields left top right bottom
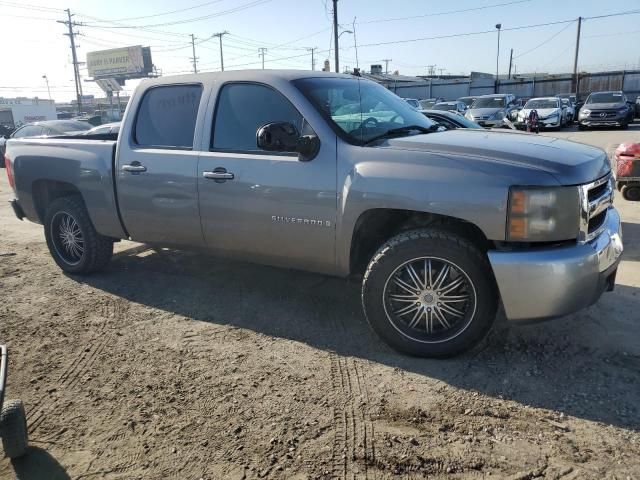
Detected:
left=256, top=122, right=319, bottom=161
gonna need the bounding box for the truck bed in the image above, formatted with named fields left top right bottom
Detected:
left=5, top=137, right=126, bottom=239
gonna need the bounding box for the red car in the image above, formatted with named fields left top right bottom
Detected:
left=615, top=142, right=640, bottom=201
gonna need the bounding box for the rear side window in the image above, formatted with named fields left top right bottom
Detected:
left=212, top=83, right=303, bottom=151
left=134, top=84, right=202, bottom=149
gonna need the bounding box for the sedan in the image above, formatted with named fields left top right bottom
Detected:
left=431, top=101, right=467, bottom=115
left=516, top=97, right=565, bottom=130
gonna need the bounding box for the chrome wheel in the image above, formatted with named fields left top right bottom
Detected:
left=51, top=211, right=84, bottom=265
left=382, top=256, right=477, bottom=343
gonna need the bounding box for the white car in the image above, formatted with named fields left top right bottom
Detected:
left=516, top=97, right=567, bottom=129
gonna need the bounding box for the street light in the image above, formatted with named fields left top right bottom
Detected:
left=42, top=74, right=51, bottom=101
left=495, top=23, right=502, bottom=82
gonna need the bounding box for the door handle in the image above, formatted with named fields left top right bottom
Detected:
left=203, top=170, right=234, bottom=180
left=122, top=164, right=147, bottom=173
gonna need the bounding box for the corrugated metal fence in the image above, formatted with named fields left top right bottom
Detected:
left=380, top=70, right=640, bottom=101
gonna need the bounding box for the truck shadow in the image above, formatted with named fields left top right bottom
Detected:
left=7, top=447, right=70, bottom=480
left=76, top=244, right=639, bottom=431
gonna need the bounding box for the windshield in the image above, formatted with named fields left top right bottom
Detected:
left=458, top=97, right=475, bottom=107
left=419, top=99, right=437, bottom=109
left=294, top=77, right=435, bottom=145
left=524, top=99, right=559, bottom=109
left=587, top=92, right=624, bottom=104
left=472, top=97, right=506, bottom=108
left=432, top=103, right=455, bottom=111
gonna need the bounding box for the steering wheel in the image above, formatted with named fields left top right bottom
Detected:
left=361, top=116, right=378, bottom=128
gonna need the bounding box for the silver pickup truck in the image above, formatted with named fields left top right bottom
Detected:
left=4, top=70, right=623, bottom=357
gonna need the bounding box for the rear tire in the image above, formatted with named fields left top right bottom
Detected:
left=621, top=184, right=640, bottom=201
left=362, top=229, right=498, bottom=358
left=44, top=196, right=113, bottom=275
left=0, top=400, right=28, bottom=459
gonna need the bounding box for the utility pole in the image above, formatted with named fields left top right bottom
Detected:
left=495, top=23, right=502, bottom=93
left=258, top=47, right=267, bottom=69
left=332, top=0, right=339, bottom=73
left=352, top=17, right=359, bottom=70
left=190, top=34, right=198, bottom=73
left=382, top=59, right=392, bottom=74
left=572, top=16, right=582, bottom=95
left=213, top=31, right=228, bottom=71
left=427, top=65, right=436, bottom=76
left=508, top=48, right=513, bottom=79
left=57, top=9, right=83, bottom=115
left=438, top=68, right=445, bottom=77
left=307, top=47, right=318, bottom=71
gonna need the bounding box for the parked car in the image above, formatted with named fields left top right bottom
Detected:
left=515, top=97, right=567, bottom=130
left=84, top=122, right=121, bottom=135
left=403, top=98, right=421, bottom=109
left=559, top=97, right=575, bottom=123
left=431, top=101, right=467, bottom=115
left=4, top=70, right=622, bottom=358
left=420, top=110, right=484, bottom=129
left=578, top=91, right=634, bottom=130
left=418, top=97, right=444, bottom=109
left=614, top=142, right=640, bottom=201
left=635, top=96, right=640, bottom=118
left=457, top=96, right=476, bottom=110
left=465, top=94, right=518, bottom=128
left=0, top=120, right=92, bottom=160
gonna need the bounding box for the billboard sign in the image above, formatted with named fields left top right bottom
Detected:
left=87, top=46, right=153, bottom=79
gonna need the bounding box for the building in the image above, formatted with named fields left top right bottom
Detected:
left=0, top=97, right=57, bottom=129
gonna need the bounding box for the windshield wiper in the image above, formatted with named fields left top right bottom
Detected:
left=364, top=124, right=437, bottom=145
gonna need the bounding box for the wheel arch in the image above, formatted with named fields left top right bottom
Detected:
left=349, top=208, right=492, bottom=276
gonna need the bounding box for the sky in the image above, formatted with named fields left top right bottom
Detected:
left=1, top=0, right=640, bottom=102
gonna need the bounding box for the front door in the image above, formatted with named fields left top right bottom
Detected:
left=198, top=82, right=337, bottom=274
left=116, top=83, right=206, bottom=247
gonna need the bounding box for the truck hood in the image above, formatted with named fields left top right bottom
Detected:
left=379, top=129, right=610, bottom=185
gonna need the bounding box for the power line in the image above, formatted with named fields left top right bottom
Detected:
left=81, top=0, right=271, bottom=29
left=358, top=0, right=532, bottom=25
left=513, top=20, right=575, bottom=59
left=89, top=0, right=226, bottom=23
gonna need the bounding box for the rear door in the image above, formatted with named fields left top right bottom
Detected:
left=197, top=82, right=337, bottom=273
left=115, top=83, right=207, bottom=247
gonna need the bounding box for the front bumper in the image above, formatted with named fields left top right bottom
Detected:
left=579, top=115, right=626, bottom=126
left=488, top=207, right=623, bottom=321
left=476, top=119, right=505, bottom=128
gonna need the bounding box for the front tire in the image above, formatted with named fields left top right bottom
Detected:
left=44, top=196, right=113, bottom=274
left=362, top=229, right=498, bottom=358
left=621, top=184, right=640, bottom=201
left=0, top=399, right=28, bottom=459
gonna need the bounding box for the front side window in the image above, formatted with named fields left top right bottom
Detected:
left=295, top=77, right=435, bottom=145
left=134, top=84, right=203, bottom=149
left=212, top=83, right=303, bottom=151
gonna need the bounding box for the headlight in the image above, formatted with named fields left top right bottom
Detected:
left=465, top=112, right=474, bottom=120
left=507, top=187, right=580, bottom=242
left=581, top=109, right=591, bottom=116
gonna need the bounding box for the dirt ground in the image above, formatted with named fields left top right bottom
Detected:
left=1, top=126, right=639, bottom=479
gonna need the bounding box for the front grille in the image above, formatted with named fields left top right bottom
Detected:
left=579, top=173, right=613, bottom=242
left=589, top=110, right=618, bottom=118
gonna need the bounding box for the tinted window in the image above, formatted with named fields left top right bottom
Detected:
left=212, top=83, right=302, bottom=151
left=135, top=84, right=202, bottom=149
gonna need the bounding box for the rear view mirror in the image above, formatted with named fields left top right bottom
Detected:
left=256, top=122, right=320, bottom=161
left=257, top=122, right=300, bottom=152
